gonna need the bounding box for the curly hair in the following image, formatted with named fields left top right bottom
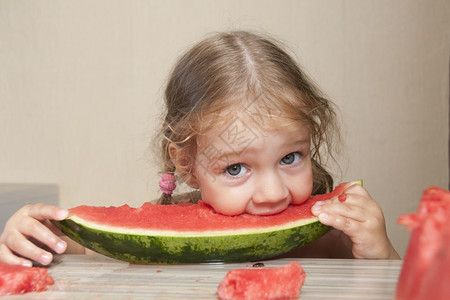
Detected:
left=156, top=31, right=341, bottom=204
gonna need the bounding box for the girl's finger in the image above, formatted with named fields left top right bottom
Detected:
left=3, top=230, right=54, bottom=265
left=25, top=203, right=68, bottom=221
left=316, top=211, right=360, bottom=236
left=331, top=191, right=372, bottom=207
left=0, top=242, right=33, bottom=267
left=43, top=219, right=65, bottom=236
left=17, top=218, right=67, bottom=255
left=313, top=198, right=369, bottom=222
left=343, top=184, right=372, bottom=200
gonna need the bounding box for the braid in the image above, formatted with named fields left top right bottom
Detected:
left=157, top=123, right=177, bottom=205
left=159, top=190, right=173, bottom=205
left=157, top=168, right=176, bottom=204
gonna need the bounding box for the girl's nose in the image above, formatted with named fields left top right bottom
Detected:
left=252, top=172, right=289, bottom=204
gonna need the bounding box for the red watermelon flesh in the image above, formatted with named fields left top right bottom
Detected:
left=396, top=186, right=450, bottom=300
left=217, top=261, right=305, bottom=300
left=0, top=263, right=54, bottom=295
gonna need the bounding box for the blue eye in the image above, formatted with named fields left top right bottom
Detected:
left=281, top=152, right=301, bottom=165
left=226, top=164, right=247, bottom=176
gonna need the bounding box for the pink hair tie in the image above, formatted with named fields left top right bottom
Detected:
left=159, top=173, right=176, bottom=195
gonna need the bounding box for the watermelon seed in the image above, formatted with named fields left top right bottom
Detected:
left=252, top=262, right=265, bottom=268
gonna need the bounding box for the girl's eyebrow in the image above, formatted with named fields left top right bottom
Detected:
left=213, top=138, right=310, bottom=163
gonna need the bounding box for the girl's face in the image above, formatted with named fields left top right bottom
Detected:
left=193, top=115, right=313, bottom=216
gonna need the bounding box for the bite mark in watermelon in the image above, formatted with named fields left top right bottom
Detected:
left=396, top=186, right=450, bottom=300
left=54, top=181, right=360, bottom=264
left=217, top=261, right=305, bottom=300
left=0, top=263, right=54, bottom=296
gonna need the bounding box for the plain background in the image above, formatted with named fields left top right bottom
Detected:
left=1, top=0, right=449, bottom=257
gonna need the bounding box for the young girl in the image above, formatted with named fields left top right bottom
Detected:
left=0, top=31, right=400, bottom=267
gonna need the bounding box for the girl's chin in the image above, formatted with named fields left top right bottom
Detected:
left=209, top=205, right=247, bottom=216
left=245, top=203, right=290, bottom=216
left=212, top=205, right=288, bottom=216
left=208, top=199, right=296, bottom=216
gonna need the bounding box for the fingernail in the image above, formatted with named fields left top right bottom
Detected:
left=57, top=209, right=69, bottom=219
left=21, top=261, right=32, bottom=267
left=319, top=212, right=328, bottom=221
left=312, top=201, right=323, bottom=212
left=40, top=253, right=52, bottom=265
left=55, top=241, right=67, bottom=253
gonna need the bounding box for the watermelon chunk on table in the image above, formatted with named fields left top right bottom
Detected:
left=396, top=186, right=450, bottom=300
left=217, top=261, right=305, bottom=300
left=0, top=263, right=54, bottom=296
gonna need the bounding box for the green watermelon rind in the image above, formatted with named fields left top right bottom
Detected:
left=53, top=217, right=330, bottom=264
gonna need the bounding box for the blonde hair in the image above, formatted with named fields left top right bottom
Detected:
left=157, top=31, right=341, bottom=204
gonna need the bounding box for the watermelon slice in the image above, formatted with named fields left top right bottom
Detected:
left=217, top=261, right=305, bottom=300
left=0, top=263, right=54, bottom=296
left=54, top=181, right=360, bottom=264
left=396, top=186, right=450, bottom=300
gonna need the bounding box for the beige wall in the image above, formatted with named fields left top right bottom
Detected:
left=1, top=0, right=449, bottom=256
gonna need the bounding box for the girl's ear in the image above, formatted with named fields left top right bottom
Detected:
left=168, top=143, right=200, bottom=189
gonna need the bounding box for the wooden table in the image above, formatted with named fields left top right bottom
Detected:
left=4, top=254, right=402, bottom=299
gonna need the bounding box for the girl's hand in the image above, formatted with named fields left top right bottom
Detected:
left=311, top=184, right=400, bottom=259
left=0, top=204, right=69, bottom=266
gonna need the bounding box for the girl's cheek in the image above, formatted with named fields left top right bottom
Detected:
left=291, top=187, right=313, bottom=205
